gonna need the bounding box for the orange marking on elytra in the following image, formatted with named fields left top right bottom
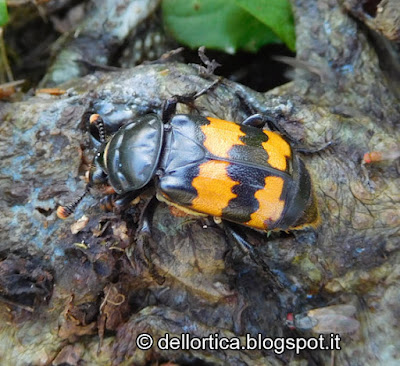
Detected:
left=203, top=118, right=246, bottom=158
left=245, top=176, right=285, bottom=229
left=262, top=131, right=291, bottom=171
left=191, top=161, right=238, bottom=216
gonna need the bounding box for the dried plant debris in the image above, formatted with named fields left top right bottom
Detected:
left=0, top=253, right=53, bottom=310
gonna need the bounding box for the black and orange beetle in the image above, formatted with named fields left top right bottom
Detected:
left=58, top=84, right=319, bottom=233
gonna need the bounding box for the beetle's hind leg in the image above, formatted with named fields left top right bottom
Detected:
left=223, top=222, right=282, bottom=284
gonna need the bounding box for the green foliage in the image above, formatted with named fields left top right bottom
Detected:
left=162, top=0, right=295, bottom=53
left=234, top=0, right=296, bottom=51
left=0, top=0, right=8, bottom=27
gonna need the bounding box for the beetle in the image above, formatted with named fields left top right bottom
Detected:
left=57, top=83, right=320, bottom=233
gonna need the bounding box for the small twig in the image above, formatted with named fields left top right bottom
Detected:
left=0, top=79, right=25, bottom=87
left=157, top=47, right=184, bottom=62
left=75, top=58, right=122, bottom=72
left=198, top=46, right=221, bottom=75
left=273, top=55, right=336, bottom=84
left=0, top=28, right=14, bottom=82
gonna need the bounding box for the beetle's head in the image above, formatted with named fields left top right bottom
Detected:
left=89, top=146, right=108, bottom=186
left=57, top=113, right=164, bottom=219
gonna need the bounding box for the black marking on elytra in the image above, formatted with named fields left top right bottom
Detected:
left=228, top=124, right=270, bottom=166
left=222, top=164, right=272, bottom=223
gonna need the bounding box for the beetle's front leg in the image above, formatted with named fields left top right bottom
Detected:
left=99, top=190, right=142, bottom=213
left=161, top=78, right=222, bottom=123
left=161, top=97, right=181, bottom=123
left=136, top=196, right=158, bottom=237
left=127, top=196, right=159, bottom=272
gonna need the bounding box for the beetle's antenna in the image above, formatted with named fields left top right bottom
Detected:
left=57, top=185, right=90, bottom=219
left=89, top=114, right=106, bottom=143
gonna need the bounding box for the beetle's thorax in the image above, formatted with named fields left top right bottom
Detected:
left=102, top=114, right=164, bottom=194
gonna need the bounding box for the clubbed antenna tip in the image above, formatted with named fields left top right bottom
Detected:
left=56, top=187, right=89, bottom=219
left=89, top=113, right=106, bottom=143
left=57, top=205, right=73, bottom=219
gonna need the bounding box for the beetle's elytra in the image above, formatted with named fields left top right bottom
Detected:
left=58, top=94, right=319, bottom=232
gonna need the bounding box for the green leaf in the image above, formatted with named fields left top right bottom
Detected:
left=234, top=0, right=296, bottom=51
left=162, top=0, right=280, bottom=54
left=0, top=0, right=8, bottom=27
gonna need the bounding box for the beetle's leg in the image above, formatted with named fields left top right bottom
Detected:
left=260, top=116, right=333, bottom=154
left=99, top=194, right=117, bottom=212
left=161, top=97, right=181, bottom=123
left=90, top=165, right=108, bottom=185
left=245, top=113, right=297, bottom=140
left=242, top=114, right=265, bottom=128
left=242, top=113, right=333, bottom=154
left=242, top=112, right=296, bottom=139
left=294, top=141, right=333, bottom=155
left=113, top=191, right=142, bottom=212
left=191, top=77, right=222, bottom=99
left=132, top=197, right=158, bottom=265
left=224, top=222, right=254, bottom=254
left=137, top=196, right=158, bottom=237
left=260, top=116, right=289, bottom=134
left=223, top=222, right=278, bottom=279
left=100, top=188, right=146, bottom=213
left=161, top=78, right=222, bottom=123
left=125, top=196, right=159, bottom=273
